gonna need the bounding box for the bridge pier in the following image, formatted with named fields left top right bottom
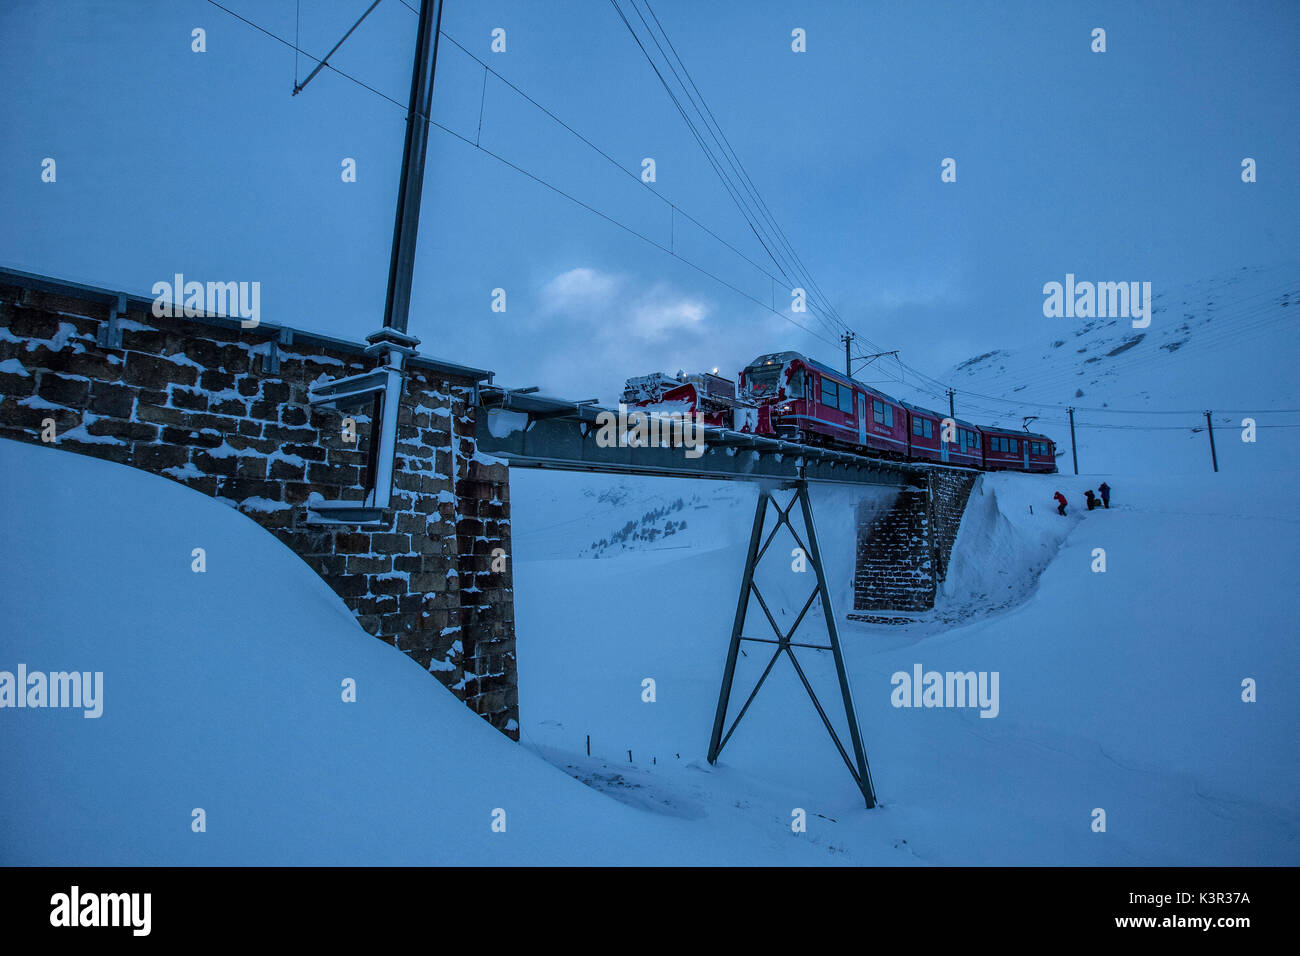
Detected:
left=852, top=469, right=977, bottom=615
left=707, top=481, right=877, bottom=809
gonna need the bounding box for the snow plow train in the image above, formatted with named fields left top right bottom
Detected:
left=623, top=351, right=1057, bottom=474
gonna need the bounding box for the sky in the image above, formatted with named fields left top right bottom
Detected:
left=2, top=0, right=1297, bottom=407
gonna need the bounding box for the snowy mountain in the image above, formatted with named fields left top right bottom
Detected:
left=931, top=261, right=1300, bottom=476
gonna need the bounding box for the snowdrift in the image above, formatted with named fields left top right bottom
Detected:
left=0, top=438, right=843, bottom=865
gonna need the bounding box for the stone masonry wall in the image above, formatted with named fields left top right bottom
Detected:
left=926, top=469, right=978, bottom=584
left=0, top=277, right=518, bottom=738
left=853, top=487, right=934, bottom=611
left=852, top=470, right=978, bottom=613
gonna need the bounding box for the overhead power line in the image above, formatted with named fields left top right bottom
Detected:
left=434, top=30, right=821, bottom=320
left=203, top=0, right=842, bottom=348
left=607, top=0, right=849, bottom=343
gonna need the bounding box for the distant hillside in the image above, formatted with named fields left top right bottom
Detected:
left=935, top=263, right=1299, bottom=475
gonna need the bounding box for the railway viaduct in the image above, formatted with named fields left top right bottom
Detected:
left=0, top=266, right=978, bottom=806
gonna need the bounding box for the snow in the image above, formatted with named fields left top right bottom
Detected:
left=269, top=450, right=306, bottom=468
left=472, top=449, right=507, bottom=466
left=2, top=253, right=1296, bottom=864
left=509, top=465, right=1298, bottom=864
left=278, top=350, right=344, bottom=367
left=935, top=262, right=1300, bottom=476
left=236, top=496, right=291, bottom=514
left=55, top=417, right=125, bottom=445
left=2, top=437, right=848, bottom=865
left=484, top=409, right=528, bottom=438
left=204, top=440, right=261, bottom=459
left=17, top=395, right=67, bottom=411
left=0, top=359, right=30, bottom=376
left=162, top=461, right=205, bottom=481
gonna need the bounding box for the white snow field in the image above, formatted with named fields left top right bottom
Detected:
left=1, top=440, right=1296, bottom=867
left=2, top=257, right=1297, bottom=865
left=511, top=468, right=1299, bottom=865
left=0, top=438, right=850, bottom=865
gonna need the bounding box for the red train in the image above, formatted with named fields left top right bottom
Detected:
left=624, top=351, right=1057, bottom=473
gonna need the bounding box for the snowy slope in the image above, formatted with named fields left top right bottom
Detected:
left=512, top=466, right=1298, bottom=864
left=931, top=261, right=1300, bottom=475
left=0, top=438, right=873, bottom=866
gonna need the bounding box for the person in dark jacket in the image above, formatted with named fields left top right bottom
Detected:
left=1098, top=482, right=1110, bottom=509
left=1084, top=489, right=1098, bottom=511
left=1054, top=491, right=1067, bottom=516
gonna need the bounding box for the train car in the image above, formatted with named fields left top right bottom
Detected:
left=739, top=352, right=909, bottom=458
left=979, top=426, right=1057, bottom=473
left=900, top=402, right=982, bottom=468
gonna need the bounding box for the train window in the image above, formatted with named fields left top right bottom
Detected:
left=822, top=378, right=838, bottom=409
left=789, top=370, right=804, bottom=397
left=839, top=388, right=854, bottom=414
left=1009, top=439, right=1018, bottom=453
left=923, top=418, right=932, bottom=438
left=873, top=399, right=884, bottom=424
left=912, top=416, right=923, bottom=436
left=885, top=404, right=893, bottom=426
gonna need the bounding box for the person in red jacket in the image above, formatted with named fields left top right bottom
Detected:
left=1054, top=491, right=1067, bottom=516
